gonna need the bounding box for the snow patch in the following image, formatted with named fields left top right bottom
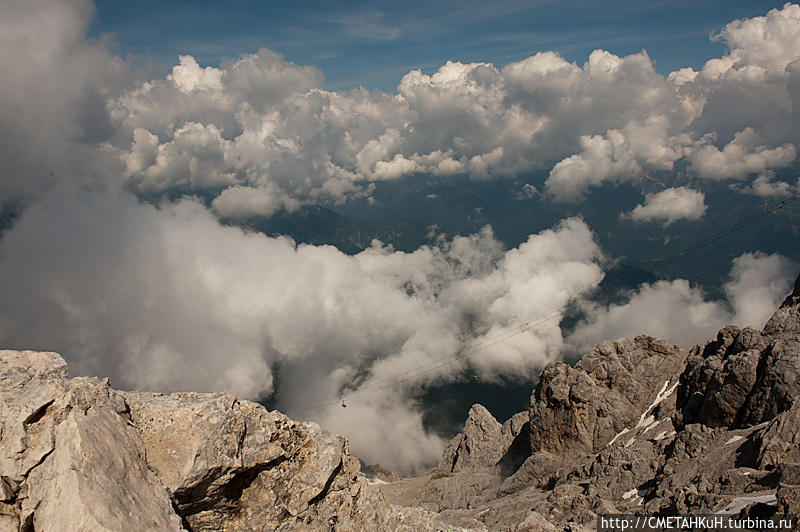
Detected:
left=607, top=380, right=678, bottom=449
left=634, top=380, right=679, bottom=430
left=622, top=487, right=647, bottom=505
left=715, top=494, right=777, bottom=516
left=609, top=428, right=630, bottom=446
left=652, top=430, right=676, bottom=441
left=725, top=435, right=744, bottom=445
left=641, top=416, right=660, bottom=433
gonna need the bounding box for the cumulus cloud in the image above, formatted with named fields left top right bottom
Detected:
left=732, top=171, right=798, bottom=197
left=545, top=4, right=800, bottom=199
left=0, top=0, right=135, bottom=203
left=688, top=128, right=796, bottom=180
left=211, top=184, right=302, bottom=219
left=6, top=1, right=800, bottom=211
left=104, top=45, right=695, bottom=210
left=624, top=187, right=707, bottom=226
left=116, top=44, right=692, bottom=209
left=724, top=252, right=799, bottom=327
left=63, top=3, right=797, bottom=209
left=567, top=252, right=797, bottom=354
left=545, top=118, right=691, bottom=200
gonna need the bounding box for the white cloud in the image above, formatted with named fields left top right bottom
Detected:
left=625, top=187, right=707, bottom=226
left=733, top=171, right=797, bottom=197
left=5, top=1, right=800, bottom=211
left=107, top=45, right=693, bottom=209
left=169, top=55, right=223, bottom=94
left=545, top=117, right=692, bottom=200
left=724, top=252, right=799, bottom=328
left=211, top=184, right=301, bottom=218
left=0, top=184, right=604, bottom=473
left=567, top=252, right=797, bottom=353
left=546, top=132, right=641, bottom=200
left=715, top=3, right=800, bottom=71
left=0, top=0, right=136, bottom=203
left=96, top=3, right=800, bottom=208
left=688, top=128, right=796, bottom=180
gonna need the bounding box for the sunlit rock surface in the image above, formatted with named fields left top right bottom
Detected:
left=384, top=272, right=800, bottom=531
left=0, top=351, right=469, bottom=532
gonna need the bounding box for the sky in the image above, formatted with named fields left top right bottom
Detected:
left=91, top=0, right=787, bottom=91
left=1, top=0, right=799, bottom=473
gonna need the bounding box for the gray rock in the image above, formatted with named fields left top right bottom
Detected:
left=675, top=326, right=764, bottom=428
left=676, top=279, right=800, bottom=430
left=515, top=510, right=558, bottom=531
left=437, top=404, right=504, bottom=474
left=0, top=350, right=183, bottom=532
left=754, top=402, right=800, bottom=470
left=1, top=349, right=468, bottom=532
left=529, top=336, right=687, bottom=457
left=776, top=483, right=800, bottom=525
left=498, top=451, right=562, bottom=495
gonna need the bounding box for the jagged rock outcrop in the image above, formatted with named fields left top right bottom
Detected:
left=0, top=350, right=183, bottom=532
left=676, top=275, right=800, bottom=430
left=0, top=350, right=469, bottom=532
left=384, top=273, right=800, bottom=532
left=529, top=336, right=688, bottom=458
left=437, top=404, right=505, bottom=474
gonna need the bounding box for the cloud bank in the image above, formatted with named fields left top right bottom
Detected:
left=567, top=252, right=797, bottom=355
left=4, top=2, right=800, bottom=214
left=0, top=187, right=604, bottom=471
left=2, top=0, right=800, bottom=472
left=75, top=3, right=795, bottom=212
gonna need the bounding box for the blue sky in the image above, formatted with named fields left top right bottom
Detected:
left=92, top=0, right=788, bottom=91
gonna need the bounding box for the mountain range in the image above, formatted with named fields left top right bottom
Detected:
left=2, top=272, right=798, bottom=531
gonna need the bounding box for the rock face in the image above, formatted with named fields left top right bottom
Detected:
left=0, top=351, right=183, bottom=532
left=529, top=336, right=687, bottom=457
left=387, top=273, right=800, bottom=532
left=0, top=350, right=467, bottom=532
left=675, top=319, right=800, bottom=430
left=437, top=404, right=506, bottom=474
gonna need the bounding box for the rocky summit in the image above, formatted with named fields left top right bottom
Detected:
left=1, top=273, right=799, bottom=531
left=379, top=272, right=800, bottom=531
left=0, top=353, right=465, bottom=531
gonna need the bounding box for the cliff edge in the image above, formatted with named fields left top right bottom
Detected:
left=0, top=351, right=467, bottom=531
left=394, top=272, right=800, bottom=531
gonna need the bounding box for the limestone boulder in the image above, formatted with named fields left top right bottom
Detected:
left=0, top=350, right=184, bottom=532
